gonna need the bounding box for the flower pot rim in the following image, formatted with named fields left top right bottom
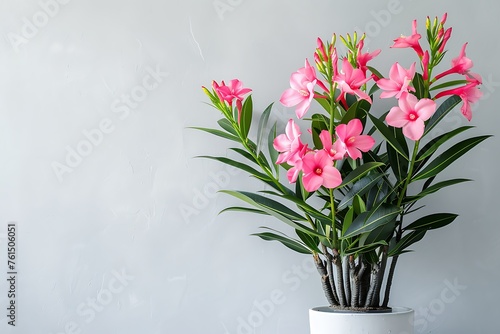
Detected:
left=310, top=306, right=413, bottom=315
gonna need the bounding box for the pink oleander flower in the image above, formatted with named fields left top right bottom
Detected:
left=392, top=19, right=424, bottom=58
left=214, top=79, right=252, bottom=104
left=435, top=75, right=482, bottom=121
left=333, top=119, right=375, bottom=160
left=386, top=92, right=437, bottom=141
left=286, top=145, right=308, bottom=183
left=301, top=150, right=342, bottom=192
left=377, top=62, right=416, bottom=99
left=273, top=119, right=306, bottom=164
left=334, top=58, right=372, bottom=103
left=319, top=130, right=344, bottom=160
left=280, top=59, right=321, bottom=119
left=434, top=43, right=473, bottom=81
left=422, top=51, right=430, bottom=81
left=356, top=39, right=381, bottom=76
left=213, top=79, right=252, bottom=122
left=438, top=27, right=452, bottom=54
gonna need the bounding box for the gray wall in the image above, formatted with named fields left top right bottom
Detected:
left=1, top=0, right=499, bottom=333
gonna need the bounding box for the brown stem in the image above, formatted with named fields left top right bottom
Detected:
left=333, top=250, right=347, bottom=308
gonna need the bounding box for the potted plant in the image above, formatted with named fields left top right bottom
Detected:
left=195, top=14, right=487, bottom=333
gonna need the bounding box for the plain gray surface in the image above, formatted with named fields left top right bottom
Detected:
left=0, top=0, right=499, bottom=333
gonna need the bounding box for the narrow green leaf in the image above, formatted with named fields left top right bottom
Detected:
left=338, top=162, right=385, bottom=188
left=422, top=95, right=461, bottom=137
left=296, top=230, right=322, bottom=253
left=386, top=127, right=409, bottom=182
left=412, top=73, right=426, bottom=99
left=253, top=232, right=311, bottom=254
left=311, top=113, right=330, bottom=148
left=388, top=230, right=426, bottom=257
left=189, top=126, right=239, bottom=142
left=343, top=204, right=400, bottom=238
left=344, top=241, right=388, bottom=256
left=416, top=126, right=474, bottom=162
left=430, top=79, right=468, bottom=91
left=366, top=112, right=409, bottom=160
left=219, top=207, right=267, bottom=215
left=268, top=122, right=279, bottom=173
left=217, top=118, right=238, bottom=136
left=196, top=156, right=269, bottom=181
left=338, top=173, right=384, bottom=210
left=342, top=99, right=371, bottom=125
left=221, top=190, right=323, bottom=237
left=403, top=178, right=471, bottom=203
left=240, top=96, right=253, bottom=139
left=256, top=103, right=273, bottom=155
left=412, top=135, right=491, bottom=181
left=405, top=213, right=458, bottom=231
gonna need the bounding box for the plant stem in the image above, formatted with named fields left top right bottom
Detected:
left=314, top=254, right=338, bottom=306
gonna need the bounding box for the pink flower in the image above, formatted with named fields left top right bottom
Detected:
left=301, top=150, right=342, bottom=192
left=334, top=58, right=372, bottom=103
left=434, top=43, right=473, bottom=81
left=273, top=119, right=306, bottom=164
left=286, top=145, right=308, bottom=183
left=333, top=119, right=375, bottom=159
left=386, top=92, right=437, bottom=141
left=435, top=75, right=482, bottom=121
left=213, top=79, right=252, bottom=122
left=280, top=60, right=319, bottom=119
left=438, top=27, right=452, bottom=54
left=422, top=51, right=430, bottom=81
left=392, top=19, right=424, bottom=58
left=356, top=39, right=381, bottom=76
left=214, top=79, right=252, bottom=104
left=377, top=62, right=416, bottom=99
left=319, top=130, right=344, bottom=160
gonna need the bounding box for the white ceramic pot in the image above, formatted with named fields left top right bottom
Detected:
left=309, top=306, right=414, bottom=334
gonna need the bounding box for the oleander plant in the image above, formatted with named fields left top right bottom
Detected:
left=195, top=14, right=488, bottom=311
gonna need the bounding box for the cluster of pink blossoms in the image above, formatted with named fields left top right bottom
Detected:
left=272, top=13, right=481, bottom=192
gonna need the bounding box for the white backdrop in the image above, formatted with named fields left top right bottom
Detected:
left=1, top=0, right=499, bottom=333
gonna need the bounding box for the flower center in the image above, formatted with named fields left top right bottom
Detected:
left=299, top=89, right=309, bottom=97
left=315, top=167, right=323, bottom=175
left=408, top=111, right=418, bottom=121
left=347, top=137, right=356, bottom=144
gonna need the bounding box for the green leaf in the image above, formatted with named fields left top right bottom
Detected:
left=405, top=213, right=458, bottom=231
left=388, top=230, right=426, bottom=257
left=189, top=126, right=239, bottom=142
left=416, top=126, right=474, bottom=163
left=422, top=95, right=461, bottom=138
left=220, top=190, right=324, bottom=238
left=341, top=207, right=354, bottom=236
left=268, top=122, right=279, bottom=173
left=218, top=118, right=238, bottom=136
left=311, top=113, right=330, bottom=148
left=338, top=162, right=385, bottom=188
left=412, top=73, right=426, bottom=99
left=412, top=135, right=491, bottom=181
left=256, top=103, right=273, bottom=155
left=344, top=241, right=388, bottom=256
left=196, top=156, right=269, bottom=181
left=296, top=230, right=322, bottom=253
left=366, top=112, right=409, bottom=160
left=314, top=96, right=332, bottom=114
left=343, top=204, right=400, bottom=238
left=253, top=231, right=311, bottom=254
left=342, top=99, right=371, bottom=125
left=219, top=206, right=267, bottom=215
left=404, top=178, right=471, bottom=203
left=386, top=127, right=409, bottom=182
left=338, top=173, right=384, bottom=210
left=430, top=79, right=468, bottom=91
left=240, top=96, right=253, bottom=139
